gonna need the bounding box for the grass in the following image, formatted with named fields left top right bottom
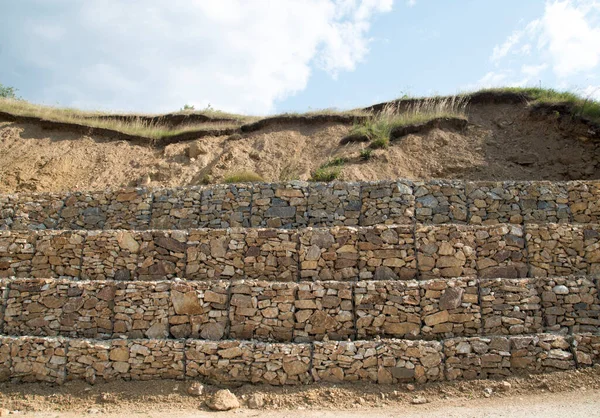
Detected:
left=0, top=98, right=242, bottom=140
left=351, top=96, right=468, bottom=149
left=321, top=157, right=347, bottom=168
left=390, top=87, right=600, bottom=124
left=223, top=170, right=264, bottom=183
left=311, top=166, right=342, bottom=182
left=2, top=86, right=598, bottom=143
left=359, top=148, right=372, bottom=160
left=475, top=87, right=600, bottom=123
left=310, top=157, right=346, bottom=181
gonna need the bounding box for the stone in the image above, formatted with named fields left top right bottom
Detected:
left=553, top=285, right=569, bottom=295
left=187, top=382, right=204, bottom=396
left=109, top=347, right=129, bottom=362
left=207, top=389, right=240, bottom=411
left=248, top=393, right=265, bottom=409
left=188, top=142, right=207, bottom=158
left=439, top=287, right=464, bottom=310
left=412, top=396, right=429, bottom=405
left=200, top=323, right=225, bottom=341
left=117, top=232, right=140, bottom=253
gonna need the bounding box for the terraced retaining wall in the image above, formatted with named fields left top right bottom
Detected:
left=2, top=180, right=600, bottom=231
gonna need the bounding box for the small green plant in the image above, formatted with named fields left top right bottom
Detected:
left=321, top=157, right=347, bottom=168
left=370, top=137, right=389, bottom=149
left=223, top=170, right=264, bottom=183
left=181, top=104, right=195, bottom=111
left=311, top=166, right=342, bottom=182
left=359, top=148, right=372, bottom=160
left=0, top=83, right=19, bottom=99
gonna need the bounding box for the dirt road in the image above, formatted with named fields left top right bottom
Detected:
left=25, top=389, right=600, bottom=417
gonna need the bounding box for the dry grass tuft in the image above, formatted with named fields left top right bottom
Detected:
left=352, top=96, right=468, bottom=149
left=223, top=170, right=265, bottom=183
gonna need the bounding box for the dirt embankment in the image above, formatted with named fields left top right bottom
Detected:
left=0, top=99, right=599, bottom=193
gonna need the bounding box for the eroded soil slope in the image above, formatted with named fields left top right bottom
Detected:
left=0, top=101, right=598, bottom=193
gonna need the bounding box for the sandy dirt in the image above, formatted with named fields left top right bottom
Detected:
left=0, top=102, right=598, bottom=193
left=2, top=367, right=600, bottom=417
left=25, top=391, right=600, bottom=418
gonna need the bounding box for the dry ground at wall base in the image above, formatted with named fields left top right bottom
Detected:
left=2, top=367, right=600, bottom=416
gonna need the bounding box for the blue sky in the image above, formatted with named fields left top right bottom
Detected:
left=1, top=0, right=599, bottom=114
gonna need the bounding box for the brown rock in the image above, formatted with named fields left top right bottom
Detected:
left=283, top=360, right=309, bottom=376
left=207, top=389, right=240, bottom=411
left=171, top=290, right=203, bottom=315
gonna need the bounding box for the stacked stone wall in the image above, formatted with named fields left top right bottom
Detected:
left=3, top=180, right=600, bottom=231
left=0, top=333, right=597, bottom=384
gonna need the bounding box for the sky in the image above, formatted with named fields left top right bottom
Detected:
left=1, top=0, right=600, bottom=115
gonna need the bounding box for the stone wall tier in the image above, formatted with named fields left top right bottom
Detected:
left=2, top=180, right=600, bottom=231
left=1, top=276, right=599, bottom=341
left=1, top=223, right=599, bottom=281
left=0, top=333, right=594, bottom=385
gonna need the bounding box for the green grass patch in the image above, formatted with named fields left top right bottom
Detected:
left=223, top=170, right=264, bottom=183
left=311, top=166, right=342, bottom=182
left=311, top=158, right=346, bottom=182
left=370, top=137, right=389, bottom=149
left=321, top=157, right=347, bottom=168
left=359, top=148, right=372, bottom=160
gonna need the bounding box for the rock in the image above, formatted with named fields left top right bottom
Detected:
left=499, top=381, right=512, bottom=392
left=87, top=408, right=100, bottom=414
left=188, top=142, right=207, bottom=158
left=109, top=347, right=129, bottom=362
left=439, top=287, right=464, bottom=310
left=553, top=285, right=569, bottom=295
left=411, top=396, right=429, bottom=405
left=117, top=232, right=140, bottom=253
left=200, top=322, right=225, bottom=340
left=283, top=360, right=309, bottom=376
left=483, top=387, right=493, bottom=398
left=97, top=393, right=117, bottom=404
left=171, top=290, right=203, bottom=315
left=207, top=389, right=240, bottom=411
left=373, top=266, right=398, bottom=280
left=0, top=409, right=10, bottom=417
left=145, top=322, right=168, bottom=339
left=247, top=393, right=265, bottom=409
left=187, top=382, right=204, bottom=396
left=406, top=384, right=415, bottom=392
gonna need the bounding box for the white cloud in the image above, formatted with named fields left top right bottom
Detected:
left=406, top=0, right=416, bottom=6
left=4, top=0, right=394, bottom=114
left=463, top=70, right=529, bottom=91
left=490, top=20, right=540, bottom=62
left=582, top=85, right=600, bottom=100
left=489, top=1, right=600, bottom=77
left=541, top=0, right=600, bottom=77
left=521, top=63, right=548, bottom=77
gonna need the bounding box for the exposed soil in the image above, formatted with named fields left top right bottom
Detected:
left=0, top=100, right=599, bottom=193
left=2, top=367, right=600, bottom=416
